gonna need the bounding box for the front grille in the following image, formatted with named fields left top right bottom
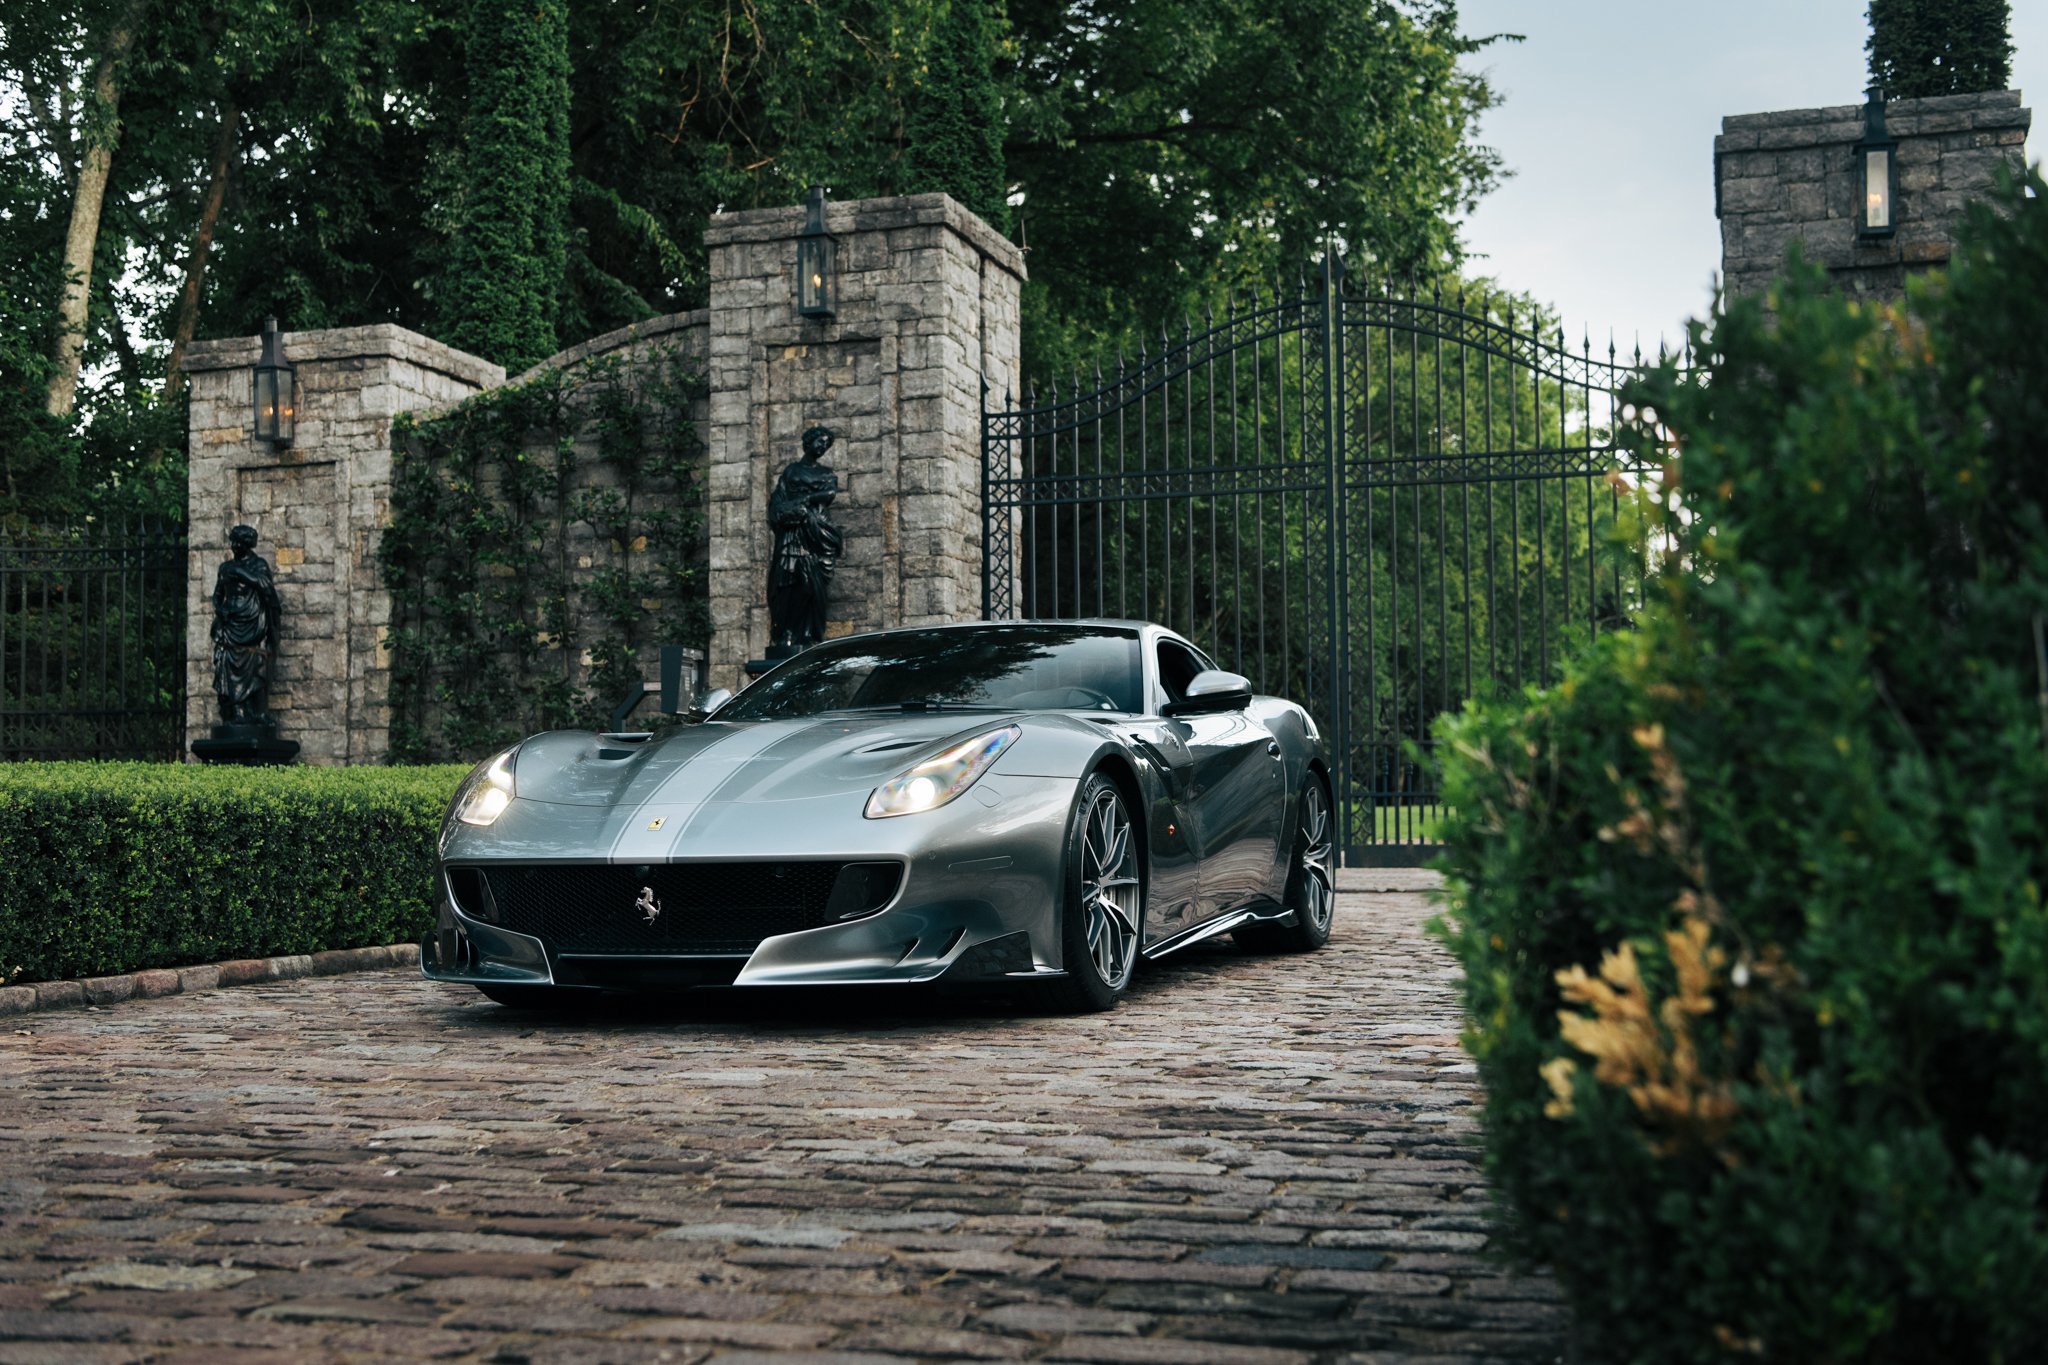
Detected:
left=469, top=861, right=899, bottom=956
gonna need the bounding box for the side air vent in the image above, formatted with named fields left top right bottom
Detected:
left=824, top=862, right=906, bottom=921
left=446, top=867, right=497, bottom=923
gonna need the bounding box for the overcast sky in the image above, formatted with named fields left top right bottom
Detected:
left=1452, top=1, right=2046, bottom=357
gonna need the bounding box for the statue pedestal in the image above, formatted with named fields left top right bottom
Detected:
left=192, top=722, right=301, bottom=766
left=745, top=642, right=804, bottom=680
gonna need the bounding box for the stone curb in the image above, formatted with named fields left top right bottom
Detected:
left=0, top=943, right=421, bottom=1019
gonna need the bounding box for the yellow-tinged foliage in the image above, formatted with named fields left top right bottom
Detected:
left=1547, top=922, right=1739, bottom=1156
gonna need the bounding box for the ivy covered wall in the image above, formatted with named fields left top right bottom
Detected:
left=379, top=319, right=709, bottom=763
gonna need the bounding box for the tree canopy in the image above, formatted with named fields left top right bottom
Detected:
left=1867, top=0, right=2013, bottom=100
left=1005, top=0, right=1502, bottom=369
left=0, top=0, right=1506, bottom=520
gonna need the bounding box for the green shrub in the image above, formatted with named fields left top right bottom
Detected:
left=1433, top=171, right=2048, bottom=1364
left=0, top=763, right=468, bottom=985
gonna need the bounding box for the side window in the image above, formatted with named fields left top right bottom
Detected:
left=1156, top=641, right=1204, bottom=703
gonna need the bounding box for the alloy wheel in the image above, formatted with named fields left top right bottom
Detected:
left=1296, top=781, right=1335, bottom=933
left=1081, top=787, right=1141, bottom=989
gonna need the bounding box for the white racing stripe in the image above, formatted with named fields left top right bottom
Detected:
left=605, top=721, right=803, bottom=862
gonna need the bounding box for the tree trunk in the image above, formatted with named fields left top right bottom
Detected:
left=45, top=1, right=143, bottom=418
left=163, top=100, right=237, bottom=400
left=104, top=275, right=143, bottom=398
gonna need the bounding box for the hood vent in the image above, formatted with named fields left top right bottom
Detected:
left=854, top=738, right=927, bottom=755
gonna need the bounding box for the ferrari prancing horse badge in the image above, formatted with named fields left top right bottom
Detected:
left=636, top=886, right=662, bottom=925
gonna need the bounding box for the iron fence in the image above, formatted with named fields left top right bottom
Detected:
left=1, top=518, right=188, bottom=761
left=983, top=262, right=1682, bottom=863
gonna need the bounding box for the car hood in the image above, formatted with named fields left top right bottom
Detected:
left=512, top=712, right=1028, bottom=809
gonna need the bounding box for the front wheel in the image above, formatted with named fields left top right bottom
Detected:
left=1045, top=773, right=1143, bottom=1013
left=1237, top=775, right=1335, bottom=953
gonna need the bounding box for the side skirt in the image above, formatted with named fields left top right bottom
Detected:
left=1140, top=900, right=1291, bottom=961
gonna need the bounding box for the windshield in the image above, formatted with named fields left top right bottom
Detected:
left=718, top=624, right=1143, bottom=721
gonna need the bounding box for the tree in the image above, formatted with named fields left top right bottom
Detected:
left=435, top=0, right=571, bottom=372
left=1867, top=0, right=2012, bottom=99
left=557, top=0, right=1503, bottom=375
left=1, top=0, right=1511, bottom=518
left=160, top=99, right=236, bottom=398
left=0, top=5, right=79, bottom=510
left=1003, top=0, right=1505, bottom=372
left=44, top=0, right=144, bottom=418
left=557, top=0, right=934, bottom=340
left=903, top=0, right=1008, bottom=227
left=194, top=0, right=459, bottom=336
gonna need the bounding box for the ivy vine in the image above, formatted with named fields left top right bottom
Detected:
left=380, top=348, right=707, bottom=763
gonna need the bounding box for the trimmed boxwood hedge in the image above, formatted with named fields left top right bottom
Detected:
left=0, top=762, right=468, bottom=985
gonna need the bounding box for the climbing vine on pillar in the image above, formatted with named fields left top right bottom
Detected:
left=380, top=350, right=706, bottom=763
left=435, top=0, right=572, bottom=371
left=903, top=0, right=1009, bottom=229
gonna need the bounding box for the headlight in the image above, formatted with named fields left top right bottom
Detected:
left=865, top=725, right=1019, bottom=819
left=452, top=746, right=519, bottom=827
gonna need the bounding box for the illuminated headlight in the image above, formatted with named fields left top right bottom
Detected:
left=453, top=746, right=519, bottom=827
left=865, top=725, right=1019, bottom=819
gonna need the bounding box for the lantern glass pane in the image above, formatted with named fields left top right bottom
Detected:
left=796, top=234, right=835, bottom=315
left=1864, top=149, right=1891, bottom=230
left=255, top=369, right=280, bottom=438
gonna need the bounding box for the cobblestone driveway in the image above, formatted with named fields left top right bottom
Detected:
left=0, top=872, right=1565, bottom=1365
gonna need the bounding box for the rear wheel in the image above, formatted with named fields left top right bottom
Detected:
left=1046, top=773, right=1143, bottom=1013
left=1237, top=774, right=1335, bottom=953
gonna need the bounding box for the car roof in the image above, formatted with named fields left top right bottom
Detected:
left=817, top=618, right=1164, bottom=641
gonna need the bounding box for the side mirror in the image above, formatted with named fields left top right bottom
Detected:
left=690, top=687, right=734, bottom=722
left=1164, top=669, right=1253, bottom=716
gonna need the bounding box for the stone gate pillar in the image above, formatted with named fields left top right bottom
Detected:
left=1716, top=89, right=2030, bottom=301
left=181, top=326, right=503, bottom=763
left=702, top=193, right=1025, bottom=691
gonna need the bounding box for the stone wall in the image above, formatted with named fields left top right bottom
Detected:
left=386, top=311, right=710, bottom=758
left=182, top=327, right=503, bottom=763
left=1716, top=90, right=2031, bottom=301
left=183, top=193, right=1022, bottom=761
left=702, top=193, right=1025, bottom=690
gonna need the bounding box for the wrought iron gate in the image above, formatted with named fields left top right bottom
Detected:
left=1, top=518, right=188, bottom=761
left=982, top=261, right=1670, bottom=864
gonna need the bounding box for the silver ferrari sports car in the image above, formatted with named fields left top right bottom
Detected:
left=421, top=620, right=1335, bottom=1012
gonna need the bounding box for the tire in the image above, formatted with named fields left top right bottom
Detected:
left=1237, top=774, right=1336, bottom=954
left=1045, top=772, right=1144, bottom=1013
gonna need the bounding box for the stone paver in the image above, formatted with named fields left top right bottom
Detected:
left=0, top=871, right=1566, bottom=1363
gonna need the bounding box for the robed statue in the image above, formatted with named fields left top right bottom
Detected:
left=211, top=524, right=282, bottom=726
left=767, top=425, right=843, bottom=654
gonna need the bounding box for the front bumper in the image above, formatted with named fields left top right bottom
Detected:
left=420, top=775, right=1075, bottom=991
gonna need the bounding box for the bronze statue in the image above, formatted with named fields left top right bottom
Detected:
left=210, top=524, right=282, bottom=727
left=767, top=426, right=843, bottom=654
